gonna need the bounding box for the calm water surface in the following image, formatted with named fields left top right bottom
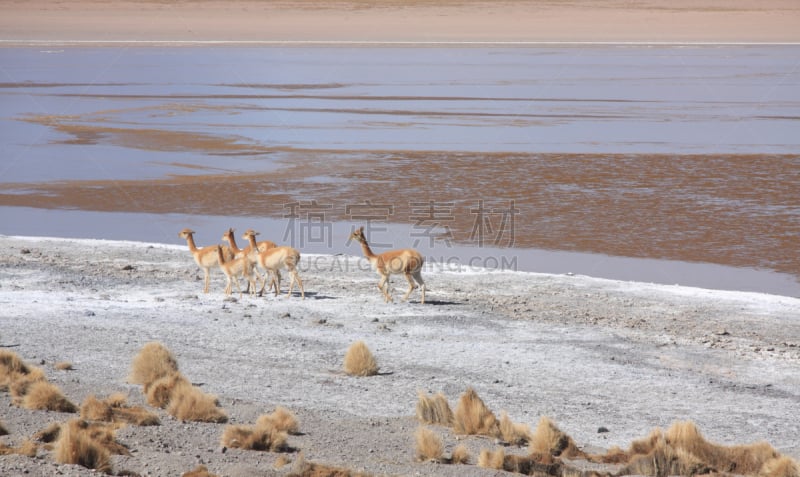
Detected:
left=1, top=46, right=798, bottom=295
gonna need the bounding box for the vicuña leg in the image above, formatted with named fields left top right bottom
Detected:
left=203, top=268, right=211, bottom=294
left=412, top=270, right=426, bottom=304
left=403, top=272, right=418, bottom=302
left=287, top=268, right=305, bottom=299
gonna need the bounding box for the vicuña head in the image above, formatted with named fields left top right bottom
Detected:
left=349, top=225, right=426, bottom=304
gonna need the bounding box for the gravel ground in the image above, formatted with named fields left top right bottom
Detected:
left=1, top=235, right=798, bottom=476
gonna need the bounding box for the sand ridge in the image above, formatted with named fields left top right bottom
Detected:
left=1, top=1, right=799, bottom=44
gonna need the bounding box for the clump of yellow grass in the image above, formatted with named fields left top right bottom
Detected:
left=182, top=465, right=219, bottom=477
left=499, top=411, right=532, bottom=446
left=128, top=342, right=227, bottom=423
left=343, top=340, right=379, bottom=376
left=414, top=427, right=444, bottom=462
left=220, top=407, right=298, bottom=452
left=54, top=419, right=130, bottom=474
left=453, top=387, right=498, bottom=436
left=128, top=341, right=179, bottom=389
left=20, top=380, right=77, bottom=413
left=80, top=393, right=160, bottom=426
left=415, top=390, right=454, bottom=426
left=256, top=406, right=300, bottom=434
left=0, top=440, right=37, bottom=457
left=1, top=349, right=76, bottom=412
left=529, top=416, right=586, bottom=459
left=288, top=452, right=373, bottom=477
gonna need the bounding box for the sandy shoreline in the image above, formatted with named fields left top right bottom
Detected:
left=2, top=1, right=800, bottom=44
left=1, top=235, right=798, bottom=476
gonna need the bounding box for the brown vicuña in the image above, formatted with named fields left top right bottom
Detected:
left=349, top=226, right=426, bottom=303
left=215, top=244, right=257, bottom=297
left=222, top=227, right=276, bottom=293
left=179, top=228, right=234, bottom=293
left=244, top=229, right=304, bottom=299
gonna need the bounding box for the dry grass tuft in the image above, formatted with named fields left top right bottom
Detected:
left=221, top=423, right=288, bottom=452
left=167, top=379, right=228, bottom=423
left=55, top=361, right=74, bottom=371
left=0, top=349, right=32, bottom=390
left=478, top=447, right=505, bottom=470
left=760, top=456, right=800, bottom=477
left=80, top=394, right=160, bottom=426
left=288, top=453, right=373, bottom=477
left=0, top=440, right=38, bottom=457
left=21, top=380, right=77, bottom=413
left=450, top=444, right=471, bottom=465
left=256, top=406, right=300, bottom=434
left=414, top=427, right=444, bottom=462
left=128, top=341, right=179, bottom=388
left=666, top=420, right=779, bottom=475
left=415, top=390, right=454, bottom=426
left=274, top=455, right=292, bottom=469
left=54, top=419, right=114, bottom=474
left=182, top=464, right=219, bottom=477
left=0, top=420, right=8, bottom=436
left=33, top=422, right=62, bottom=443
left=499, top=411, right=531, bottom=446
left=343, top=340, right=379, bottom=377
left=479, top=447, right=564, bottom=475
left=453, top=387, right=499, bottom=436
left=529, top=416, right=586, bottom=459
left=146, top=372, right=190, bottom=408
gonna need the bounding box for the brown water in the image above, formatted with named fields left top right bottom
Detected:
left=1, top=46, right=798, bottom=293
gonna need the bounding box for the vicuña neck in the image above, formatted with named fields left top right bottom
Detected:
left=185, top=234, right=198, bottom=253
left=359, top=240, right=377, bottom=260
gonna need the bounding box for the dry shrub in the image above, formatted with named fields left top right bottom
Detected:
left=54, top=419, right=114, bottom=474
left=618, top=436, right=712, bottom=477
left=167, top=379, right=227, bottom=423
left=288, top=453, right=372, bottom=477
left=499, top=411, right=531, bottom=446
left=415, top=390, right=454, bottom=426
left=479, top=447, right=564, bottom=475
left=275, top=455, right=292, bottom=469
left=80, top=394, right=159, bottom=426
left=0, top=349, right=32, bottom=389
left=415, top=427, right=444, bottom=462
left=450, top=444, right=471, bottom=465
left=221, top=423, right=288, bottom=452
left=8, top=367, right=46, bottom=401
left=343, top=340, right=379, bottom=377
left=0, top=440, right=37, bottom=457
left=182, top=464, right=219, bottom=477
left=453, top=387, right=499, bottom=436
left=256, top=406, right=299, bottom=434
left=760, top=456, right=800, bottom=477
left=529, top=416, right=586, bottom=459
left=33, top=422, right=62, bottom=443
left=55, top=362, right=73, bottom=371
left=128, top=341, right=179, bottom=388
left=666, top=420, right=779, bottom=475
left=146, top=372, right=190, bottom=408
left=21, top=380, right=77, bottom=413
left=478, top=447, right=506, bottom=470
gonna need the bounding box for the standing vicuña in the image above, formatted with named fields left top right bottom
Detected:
left=215, top=245, right=257, bottom=298
left=349, top=226, right=425, bottom=304
left=243, top=230, right=305, bottom=299
left=221, top=227, right=276, bottom=292
left=178, top=228, right=234, bottom=293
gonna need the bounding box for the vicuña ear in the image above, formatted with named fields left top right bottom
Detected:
left=359, top=226, right=365, bottom=234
